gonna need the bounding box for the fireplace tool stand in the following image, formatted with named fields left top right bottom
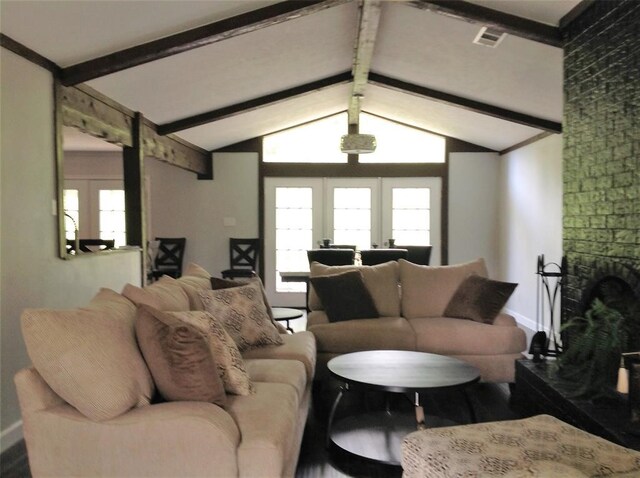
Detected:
left=530, top=254, right=566, bottom=361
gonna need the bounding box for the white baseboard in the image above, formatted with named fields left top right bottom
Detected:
left=1, top=420, right=23, bottom=453
left=506, top=308, right=538, bottom=335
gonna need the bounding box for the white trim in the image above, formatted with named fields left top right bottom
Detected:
left=1, top=420, right=23, bottom=453
left=506, top=308, right=538, bottom=335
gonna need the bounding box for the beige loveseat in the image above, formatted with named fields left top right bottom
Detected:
left=15, top=263, right=316, bottom=478
left=307, top=258, right=526, bottom=383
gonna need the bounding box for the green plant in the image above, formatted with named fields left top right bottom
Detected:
left=554, top=298, right=629, bottom=399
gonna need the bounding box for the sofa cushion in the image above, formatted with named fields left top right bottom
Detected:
left=175, top=263, right=212, bottom=311
left=135, top=306, right=227, bottom=406
left=21, top=288, right=154, bottom=421
left=210, top=276, right=287, bottom=334
left=242, top=331, right=317, bottom=380
left=200, top=281, right=284, bottom=351
left=122, top=276, right=190, bottom=311
left=309, top=261, right=400, bottom=316
left=308, top=316, right=416, bottom=354
left=400, top=258, right=488, bottom=319
left=244, top=359, right=307, bottom=401
left=225, top=382, right=300, bottom=478
left=408, top=316, right=527, bottom=356
left=310, top=270, right=379, bottom=322
left=444, top=275, right=518, bottom=324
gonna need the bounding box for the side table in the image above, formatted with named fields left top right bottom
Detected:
left=271, top=307, right=303, bottom=333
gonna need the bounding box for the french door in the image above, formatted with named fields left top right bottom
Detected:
left=264, top=177, right=441, bottom=306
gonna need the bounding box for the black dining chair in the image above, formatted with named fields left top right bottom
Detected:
left=360, top=248, right=408, bottom=266
left=221, top=238, right=260, bottom=279
left=395, top=245, right=432, bottom=265
left=307, top=248, right=355, bottom=266
left=151, top=237, right=186, bottom=279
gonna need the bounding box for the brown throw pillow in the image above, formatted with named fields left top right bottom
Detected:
left=444, top=275, right=517, bottom=324
left=199, top=281, right=283, bottom=351
left=310, top=270, right=379, bottom=322
left=135, top=305, right=226, bottom=406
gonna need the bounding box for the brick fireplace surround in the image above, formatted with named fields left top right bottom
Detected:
left=562, top=0, right=640, bottom=323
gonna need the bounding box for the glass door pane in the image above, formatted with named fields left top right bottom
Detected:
left=381, top=178, right=442, bottom=265
left=264, top=178, right=323, bottom=307
left=327, top=178, right=379, bottom=250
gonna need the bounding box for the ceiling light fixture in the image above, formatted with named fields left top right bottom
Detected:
left=340, top=133, right=377, bottom=154
left=473, top=26, right=506, bottom=48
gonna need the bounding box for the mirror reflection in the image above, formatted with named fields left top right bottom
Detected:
left=62, top=127, right=126, bottom=254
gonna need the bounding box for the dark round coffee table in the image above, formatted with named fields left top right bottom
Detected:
left=326, top=350, right=480, bottom=466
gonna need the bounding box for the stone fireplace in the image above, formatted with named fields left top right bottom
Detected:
left=561, top=0, right=640, bottom=341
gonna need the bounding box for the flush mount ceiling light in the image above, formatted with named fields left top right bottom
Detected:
left=340, top=133, right=377, bottom=154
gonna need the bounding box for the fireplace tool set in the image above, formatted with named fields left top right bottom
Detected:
left=530, top=254, right=566, bottom=362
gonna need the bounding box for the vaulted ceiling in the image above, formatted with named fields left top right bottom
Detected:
left=0, top=0, right=582, bottom=153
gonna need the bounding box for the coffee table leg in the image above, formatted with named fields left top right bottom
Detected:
left=414, top=392, right=426, bottom=430
left=326, top=383, right=347, bottom=448
left=464, top=389, right=477, bottom=423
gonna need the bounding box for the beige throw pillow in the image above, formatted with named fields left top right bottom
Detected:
left=135, top=306, right=227, bottom=406
left=399, top=258, right=488, bottom=319
left=309, top=261, right=401, bottom=316
left=199, top=281, right=283, bottom=351
left=21, top=288, right=155, bottom=421
left=122, top=276, right=190, bottom=311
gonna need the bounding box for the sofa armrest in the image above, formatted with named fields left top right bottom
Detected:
left=16, top=368, right=241, bottom=477
left=494, top=312, right=518, bottom=327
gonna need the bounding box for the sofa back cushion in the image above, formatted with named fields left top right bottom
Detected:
left=122, top=276, right=190, bottom=311
left=309, top=261, right=400, bottom=317
left=400, top=258, right=488, bottom=319
left=21, top=288, right=155, bottom=421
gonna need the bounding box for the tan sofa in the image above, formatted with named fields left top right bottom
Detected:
left=307, top=258, right=526, bottom=383
left=14, top=263, right=316, bottom=478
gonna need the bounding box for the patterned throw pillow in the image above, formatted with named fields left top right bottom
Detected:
left=210, top=276, right=287, bottom=334
left=169, top=309, right=253, bottom=395
left=199, top=281, right=283, bottom=351
left=135, top=305, right=227, bottom=405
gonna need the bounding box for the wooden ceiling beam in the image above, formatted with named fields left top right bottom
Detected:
left=158, top=71, right=352, bottom=135
left=368, top=72, right=562, bottom=133
left=407, top=0, right=563, bottom=48
left=348, top=0, right=382, bottom=125
left=59, top=0, right=351, bottom=86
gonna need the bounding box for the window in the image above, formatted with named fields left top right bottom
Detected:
left=263, top=112, right=445, bottom=164
left=264, top=177, right=441, bottom=306
left=391, top=188, right=430, bottom=245
left=98, top=189, right=126, bottom=247
left=275, top=187, right=313, bottom=292
left=64, top=179, right=126, bottom=248
left=332, top=188, right=372, bottom=249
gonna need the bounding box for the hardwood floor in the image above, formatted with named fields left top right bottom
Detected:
left=1, top=366, right=519, bottom=478
left=295, top=380, right=520, bottom=478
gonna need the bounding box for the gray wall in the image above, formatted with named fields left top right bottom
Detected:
left=1, top=50, right=141, bottom=451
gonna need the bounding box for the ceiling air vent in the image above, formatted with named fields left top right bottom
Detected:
left=473, top=26, right=506, bottom=48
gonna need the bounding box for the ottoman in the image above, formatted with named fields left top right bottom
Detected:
left=401, top=414, right=640, bottom=477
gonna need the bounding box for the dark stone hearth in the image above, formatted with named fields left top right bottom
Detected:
left=562, top=0, right=640, bottom=323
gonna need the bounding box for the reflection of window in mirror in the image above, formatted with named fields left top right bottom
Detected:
left=62, top=127, right=126, bottom=252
